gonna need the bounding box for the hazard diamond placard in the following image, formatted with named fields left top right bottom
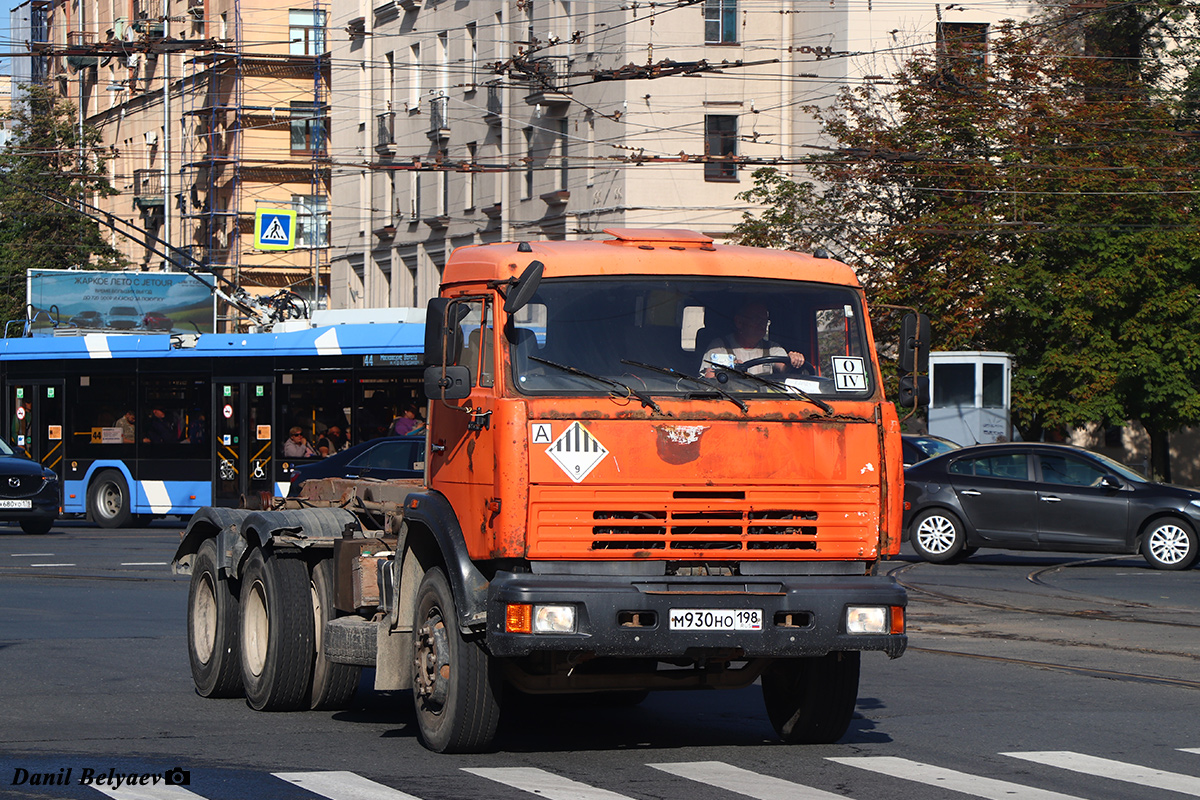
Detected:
left=254, top=208, right=297, bottom=251
left=545, top=421, right=609, bottom=483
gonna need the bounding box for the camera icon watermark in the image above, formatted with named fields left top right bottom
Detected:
left=164, top=768, right=191, bottom=786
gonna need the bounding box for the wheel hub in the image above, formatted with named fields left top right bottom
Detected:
left=1149, top=525, right=1189, bottom=564
left=414, top=615, right=451, bottom=710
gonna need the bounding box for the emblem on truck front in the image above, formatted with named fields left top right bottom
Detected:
left=541, top=421, right=609, bottom=483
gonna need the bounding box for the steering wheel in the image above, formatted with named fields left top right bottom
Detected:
left=737, top=355, right=792, bottom=370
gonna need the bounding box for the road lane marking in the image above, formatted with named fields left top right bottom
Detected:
left=11, top=553, right=53, bottom=556
left=651, top=761, right=845, bottom=799
left=464, top=767, right=635, bottom=800
left=1182, top=749, right=1200, bottom=755
left=275, top=771, right=425, bottom=800
left=121, top=562, right=168, bottom=566
left=88, top=784, right=205, bottom=799
left=828, top=756, right=1087, bottom=800
left=29, top=563, right=75, bottom=567
left=1004, top=751, right=1200, bottom=796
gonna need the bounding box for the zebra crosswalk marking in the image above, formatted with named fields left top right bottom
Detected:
left=1003, top=751, right=1200, bottom=796
left=274, top=771, right=425, bottom=800
left=1182, top=749, right=1200, bottom=755
left=88, top=785, right=205, bottom=800
left=650, top=761, right=846, bottom=800
left=827, top=756, right=1088, bottom=800
left=463, top=767, right=635, bottom=800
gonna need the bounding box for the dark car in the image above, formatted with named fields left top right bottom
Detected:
left=901, top=433, right=961, bottom=467
left=107, top=306, right=141, bottom=330
left=903, top=442, right=1199, bottom=570
left=142, top=311, right=172, bottom=331
left=0, top=438, right=60, bottom=535
left=288, top=434, right=425, bottom=492
left=68, top=310, right=104, bottom=328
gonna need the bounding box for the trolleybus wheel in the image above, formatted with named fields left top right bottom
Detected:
left=412, top=567, right=501, bottom=753
left=88, top=469, right=133, bottom=529
left=238, top=547, right=314, bottom=711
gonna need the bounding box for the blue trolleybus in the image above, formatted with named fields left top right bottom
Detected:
left=0, top=323, right=425, bottom=527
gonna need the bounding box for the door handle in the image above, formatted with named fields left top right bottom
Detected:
left=1040, top=495, right=1061, bottom=502
left=960, top=490, right=982, bottom=496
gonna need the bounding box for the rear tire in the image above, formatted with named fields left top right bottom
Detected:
left=239, top=547, right=314, bottom=711
left=19, top=517, right=54, bottom=535
left=187, top=538, right=243, bottom=697
left=412, top=567, right=501, bottom=753
left=88, top=470, right=133, bottom=529
left=1141, top=517, right=1198, bottom=570
left=309, top=557, right=361, bottom=710
left=762, top=652, right=860, bottom=744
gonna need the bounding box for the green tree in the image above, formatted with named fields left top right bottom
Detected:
left=0, top=85, right=123, bottom=329
left=733, top=19, right=1200, bottom=479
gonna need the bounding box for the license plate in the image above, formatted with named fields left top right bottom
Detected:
left=668, top=609, right=762, bottom=631
left=0, top=499, right=32, bottom=509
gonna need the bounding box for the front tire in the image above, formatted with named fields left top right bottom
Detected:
left=309, top=557, right=361, bottom=710
left=19, top=517, right=54, bottom=535
left=239, top=547, right=314, bottom=711
left=187, top=538, right=243, bottom=697
left=412, top=567, right=501, bottom=753
left=88, top=470, right=132, bottom=529
left=1141, top=517, right=1198, bottom=570
left=762, top=652, right=860, bottom=744
left=910, top=509, right=969, bottom=563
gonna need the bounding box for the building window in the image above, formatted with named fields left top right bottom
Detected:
left=289, top=9, right=326, bottom=56
left=292, top=194, right=329, bottom=248
left=409, top=43, right=422, bottom=111
left=557, top=118, right=569, bottom=192
left=704, top=0, right=737, bottom=44
left=290, top=102, right=325, bottom=153
left=704, top=115, right=738, bottom=182
left=466, top=142, right=477, bottom=210
left=523, top=127, right=534, bottom=199
left=937, top=22, right=988, bottom=79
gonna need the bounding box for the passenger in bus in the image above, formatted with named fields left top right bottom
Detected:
left=391, top=405, right=419, bottom=436
left=284, top=427, right=316, bottom=458
left=144, top=407, right=180, bottom=444
left=317, top=425, right=347, bottom=457
left=117, top=410, right=137, bottom=444
left=410, top=408, right=427, bottom=436
left=701, top=302, right=809, bottom=378
left=184, top=412, right=206, bottom=446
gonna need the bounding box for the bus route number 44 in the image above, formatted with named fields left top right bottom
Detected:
left=668, top=608, right=762, bottom=631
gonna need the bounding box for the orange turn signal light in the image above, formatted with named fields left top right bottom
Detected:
left=890, top=605, right=905, bottom=634
left=506, top=603, right=532, bottom=634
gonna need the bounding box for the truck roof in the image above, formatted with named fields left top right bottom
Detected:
left=441, top=228, right=861, bottom=289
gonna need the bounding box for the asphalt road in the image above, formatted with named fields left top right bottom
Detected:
left=1, top=521, right=1198, bottom=800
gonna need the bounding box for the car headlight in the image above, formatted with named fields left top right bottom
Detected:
left=1190, top=499, right=1200, bottom=509
left=42, top=471, right=58, bottom=482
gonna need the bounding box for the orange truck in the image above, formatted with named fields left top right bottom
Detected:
left=173, top=228, right=928, bottom=753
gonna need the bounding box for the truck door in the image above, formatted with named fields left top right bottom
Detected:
left=213, top=380, right=274, bottom=508
left=9, top=382, right=66, bottom=480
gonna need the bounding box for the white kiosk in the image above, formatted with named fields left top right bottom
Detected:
left=927, top=351, right=1012, bottom=445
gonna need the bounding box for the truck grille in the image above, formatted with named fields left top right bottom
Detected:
left=530, top=486, right=878, bottom=559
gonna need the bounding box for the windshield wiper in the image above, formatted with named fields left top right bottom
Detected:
left=529, top=356, right=664, bottom=414
left=703, top=360, right=834, bottom=415
left=620, top=359, right=748, bottom=413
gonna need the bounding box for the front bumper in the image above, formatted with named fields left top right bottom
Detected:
left=485, top=572, right=906, bottom=659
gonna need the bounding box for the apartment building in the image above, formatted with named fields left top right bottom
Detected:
left=328, top=0, right=1034, bottom=310
left=35, top=0, right=329, bottom=327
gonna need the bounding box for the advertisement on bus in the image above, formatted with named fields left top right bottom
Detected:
left=26, top=270, right=216, bottom=335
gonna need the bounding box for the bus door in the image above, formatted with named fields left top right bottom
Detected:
left=8, top=382, right=66, bottom=480
left=213, top=380, right=274, bottom=508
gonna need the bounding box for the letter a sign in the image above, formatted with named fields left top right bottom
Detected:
left=254, top=208, right=296, bottom=251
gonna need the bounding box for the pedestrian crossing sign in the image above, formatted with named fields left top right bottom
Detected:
left=254, top=208, right=296, bottom=251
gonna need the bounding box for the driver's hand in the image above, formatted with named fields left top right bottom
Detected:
left=788, top=351, right=806, bottom=369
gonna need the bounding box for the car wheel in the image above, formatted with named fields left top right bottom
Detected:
left=19, top=517, right=54, bottom=535
left=1141, top=517, right=1198, bottom=571
left=910, top=509, right=969, bottom=563
left=88, top=469, right=133, bottom=528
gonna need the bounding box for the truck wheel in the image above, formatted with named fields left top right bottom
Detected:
left=239, top=547, right=314, bottom=711
left=412, top=567, right=501, bottom=753
left=1141, top=517, right=1198, bottom=570
left=910, top=509, right=969, bottom=563
left=88, top=470, right=133, bottom=529
left=187, top=538, right=243, bottom=697
left=309, top=557, right=361, bottom=710
left=762, top=651, right=860, bottom=744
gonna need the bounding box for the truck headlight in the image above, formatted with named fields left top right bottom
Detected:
left=846, top=605, right=903, bottom=634
left=505, top=603, right=577, bottom=634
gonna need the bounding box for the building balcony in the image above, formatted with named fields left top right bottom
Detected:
left=133, top=168, right=165, bottom=210
left=65, top=31, right=99, bottom=69
left=133, top=0, right=165, bottom=37
left=376, top=111, right=395, bottom=156
left=521, top=56, right=572, bottom=107
left=427, top=95, right=449, bottom=142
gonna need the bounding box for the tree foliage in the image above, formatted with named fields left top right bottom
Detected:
left=733, top=13, right=1200, bottom=478
left=0, top=84, right=123, bottom=330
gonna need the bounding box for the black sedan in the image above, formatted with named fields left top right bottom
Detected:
left=903, top=442, right=1199, bottom=570
left=288, top=435, right=424, bottom=492
left=0, top=439, right=60, bottom=535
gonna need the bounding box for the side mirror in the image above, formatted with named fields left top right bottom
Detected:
left=423, top=298, right=466, bottom=367
left=503, top=260, right=544, bottom=315
left=899, top=312, right=931, bottom=375
left=1099, top=475, right=1122, bottom=490
left=424, top=365, right=472, bottom=401
left=896, top=374, right=929, bottom=409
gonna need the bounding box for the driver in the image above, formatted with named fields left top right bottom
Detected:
left=701, top=301, right=808, bottom=377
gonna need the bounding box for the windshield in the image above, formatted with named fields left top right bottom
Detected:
left=1089, top=450, right=1148, bottom=483
left=507, top=277, right=875, bottom=400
